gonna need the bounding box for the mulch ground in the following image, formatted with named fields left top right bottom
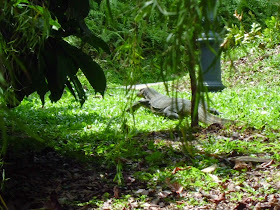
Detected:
left=2, top=126, right=280, bottom=209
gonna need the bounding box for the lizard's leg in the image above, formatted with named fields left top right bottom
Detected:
left=126, top=99, right=150, bottom=113
left=163, top=106, right=180, bottom=119
left=200, top=101, right=221, bottom=115
left=208, top=107, right=221, bottom=115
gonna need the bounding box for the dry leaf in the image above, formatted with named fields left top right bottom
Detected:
left=172, top=167, right=185, bottom=174
left=135, top=189, right=149, bottom=195
left=158, top=190, right=172, bottom=198
left=176, top=185, right=184, bottom=195
left=102, top=199, right=112, bottom=210
left=233, top=10, right=243, bottom=21
left=113, top=186, right=119, bottom=198
left=208, top=174, right=221, bottom=183
left=227, top=182, right=236, bottom=192
left=210, top=192, right=225, bottom=204
left=201, top=164, right=218, bottom=173
left=234, top=161, right=251, bottom=171
left=165, top=179, right=184, bottom=195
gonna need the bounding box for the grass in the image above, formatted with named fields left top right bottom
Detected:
left=3, top=43, right=280, bottom=208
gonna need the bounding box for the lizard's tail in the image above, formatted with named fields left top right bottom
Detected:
left=198, top=108, right=234, bottom=125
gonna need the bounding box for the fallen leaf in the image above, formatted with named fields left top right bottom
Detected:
left=135, top=189, right=149, bottom=195
left=165, top=179, right=184, bottom=195
left=268, top=194, right=280, bottom=207
left=159, top=202, right=166, bottom=207
left=141, top=203, right=151, bottom=208
left=176, top=185, right=184, bottom=195
left=172, top=167, right=186, bottom=174
left=232, top=132, right=240, bottom=139
left=201, top=164, right=218, bottom=173
left=158, top=190, right=172, bottom=198
left=254, top=202, right=279, bottom=210
left=208, top=174, right=221, bottom=183
left=102, top=199, right=112, bottom=210
left=234, top=161, right=251, bottom=171
left=113, top=186, right=119, bottom=198
left=210, top=192, right=225, bottom=204
left=127, top=176, right=136, bottom=183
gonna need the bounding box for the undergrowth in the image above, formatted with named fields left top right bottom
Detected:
left=2, top=1, right=280, bottom=208
left=4, top=41, right=280, bottom=207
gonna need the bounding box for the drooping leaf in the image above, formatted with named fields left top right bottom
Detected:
left=41, top=40, right=65, bottom=102
left=77, top=55, right=106, bottom=95
left=76, top=33, right=110, bottom=53
left=61, top=40, right=106, bottom=95
left=56, top=39, right=90, bottom=105
left=1, top=0, right=108, bottom=107
left=68, top=0, right=90, bottom=20
left=76, top=21, right=110, bottom=53
left=36, top=54, right=49, bottom=105
left=9, top=54, right=36, bottom=106
left=69, top=75, right=86, bottom=106
left=65, top=80, right=77, bottom=100
left=42, top=38, right=86, bottom=103
left=56, top=42, right=79, bottom=79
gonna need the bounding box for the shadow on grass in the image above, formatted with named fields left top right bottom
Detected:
left=4, top=99, right=274, bottom=209
left=1, top=124, right=234, bottom=209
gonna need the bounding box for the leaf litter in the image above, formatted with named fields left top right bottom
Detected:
left=2, top=124, right=280, bottom=209
left=3, top=46, right=280, bottom=209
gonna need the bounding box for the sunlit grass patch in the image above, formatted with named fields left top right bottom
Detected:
left=5, top=43, right=280, bottom=208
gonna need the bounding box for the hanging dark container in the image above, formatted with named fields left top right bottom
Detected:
left=197, top=0, right=225, bottom=92
left=197, top=32, right=225, bottom=92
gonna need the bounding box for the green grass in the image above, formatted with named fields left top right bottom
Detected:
left=4, top=43, right=280, bottom=208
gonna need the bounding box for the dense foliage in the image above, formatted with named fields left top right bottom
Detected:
left=85, top=0, right=279, bottom=85
left=1, top=0, right=280, bottom=208
left=0, top=0, right=108, bottom=108
left=4, top=40, right=280, bottom=208
left=1, top=0, right=279, bottom=105
left=219, top=0, right=279, bottom=29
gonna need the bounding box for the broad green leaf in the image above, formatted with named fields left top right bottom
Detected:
left=78, top=56, right=106, bottom=96
left=41, top=40, right=64, bottom=102
left=69, top=75, right=86, bottom=106
left=76, top=21, right=110, bottom=53
left=56, top=43, right=79, bottom=79
left=75, top=33, right=110, bottom=53
left=60, top=40, right=106, bottom=95
left=65, top=80, right=77, bottom=100
left=35, top=54, right=49, bottom=105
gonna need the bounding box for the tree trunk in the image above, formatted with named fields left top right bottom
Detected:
left=189, top=62, right=199, bottom=127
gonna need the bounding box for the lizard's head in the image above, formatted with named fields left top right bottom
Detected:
left=137, top=88, right=146, bottom=98
left=137, top=88, right=158, bottom=99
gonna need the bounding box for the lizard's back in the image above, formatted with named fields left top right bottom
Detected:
left=139, top=88, right=233, bottom=125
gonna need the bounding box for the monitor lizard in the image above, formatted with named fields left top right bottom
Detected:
left=126, top=87, right=234, bottom=125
